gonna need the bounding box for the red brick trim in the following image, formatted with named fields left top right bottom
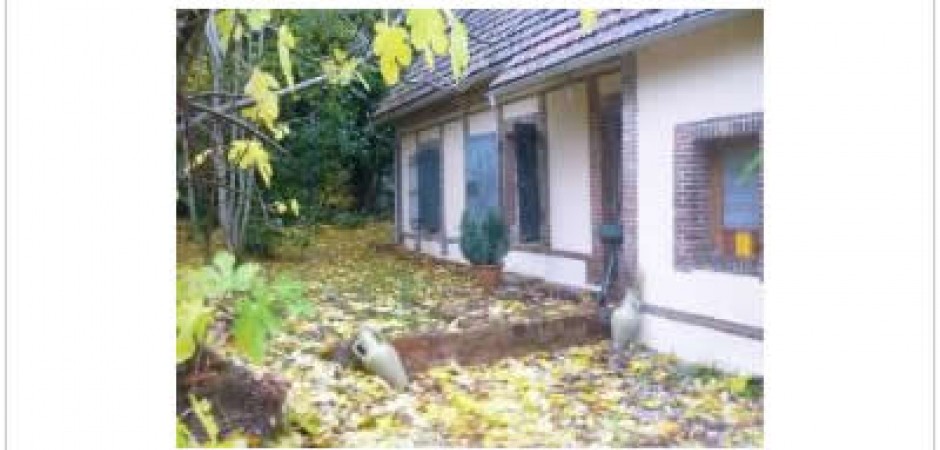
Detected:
left=674, top=111, right=763, bottom=278
left=587, top=76, right=605, bottom=284
left=619, top=53, right=639, bottom=292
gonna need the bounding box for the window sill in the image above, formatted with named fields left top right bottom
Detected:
left=511, top=242, right=550, bottom=253
left=682, top=254, right=763, bottom=280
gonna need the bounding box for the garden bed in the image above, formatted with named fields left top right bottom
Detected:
left=177, top=220, right=763, bottom=447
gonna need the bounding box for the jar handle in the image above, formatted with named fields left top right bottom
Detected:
left=351, top=337, right=367, bottom=359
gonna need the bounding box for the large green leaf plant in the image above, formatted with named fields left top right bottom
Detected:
left=177, top=251, right=315, bottom=366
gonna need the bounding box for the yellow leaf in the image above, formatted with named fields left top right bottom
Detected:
left=406, top=9, right=449, bottom=68
left=277, top=25, right=297, bottom=87
left=448, top=17, right=469, bottom=82
left=227, top=139, right=273, bottom=187
left=657, top=420, right=681, bottom=437
left=289, top=198, right=300, bottom=216
left=322, top=48, right=360, bottom=86
left=373, top=22, right=412, bottom=85
left=214, top=10, right=235, bottom=54
left=242, top=68, right=280, bottom=134
left=580, top=9, right=598, bottom=32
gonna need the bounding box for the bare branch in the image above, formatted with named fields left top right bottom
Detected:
left=184, top=100, right=288, bottom=154
left=180, top=76, right=326, bottom=131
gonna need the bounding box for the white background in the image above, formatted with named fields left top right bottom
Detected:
left=2, top=0, right=935, bottom=449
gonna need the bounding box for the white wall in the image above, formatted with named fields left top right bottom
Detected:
left=635, top=12, right=763, bottom=371
left=502, top=96, right=539, bottom=120
left=545, top=82, right=593, bottom=255
left=504, top=251, right=593, bottom=290
left=466, top=109, right=497, bottom=135
left=442, top=120, right=465, bottom=238
left=418, top=127, right=440, bottom=144
left=641, top=315, right=763, bottom=374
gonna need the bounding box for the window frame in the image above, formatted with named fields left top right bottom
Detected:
left=707, top=139, right=763, bottom=269
left=673, top=112, right=763, bottom=279
left=503, top=113, right=550, bottom=248
left=414, top=140, right=442, bottom=235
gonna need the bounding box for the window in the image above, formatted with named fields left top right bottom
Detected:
left=710, top=142, right=762, bottom=265
left=413, top=142, right=441, bottom=233
left=514, top=123, right=541, bottom=242
left=673, top=112, right=763, bottom=277
left=465, top=133, right=499, bottom=217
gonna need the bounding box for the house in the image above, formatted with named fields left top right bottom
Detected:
left=376, top=9, right=763, bottom=374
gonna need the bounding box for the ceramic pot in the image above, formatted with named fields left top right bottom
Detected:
left=477, top=265, right=502, bottom=295
left=611, top=289, right=642, bottom=351
left=351, top=327, right=409, bottom=390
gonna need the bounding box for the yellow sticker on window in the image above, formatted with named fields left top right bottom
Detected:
left=734, top=231, right=753, bottom=259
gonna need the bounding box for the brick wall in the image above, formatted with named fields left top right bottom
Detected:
left=674, top=111, right=764, bottom=277
left=587, top=79, right=604, bottom=283
left=619, top=53, right=640, bottom=294
left=586, top=53, right=639, bottom=302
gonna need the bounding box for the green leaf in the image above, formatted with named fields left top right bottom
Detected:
left=176, top=275, right=214, bottom=363
left=277, top=24, right=297, bottom=87
left=406, top=9, right=449, bottom=68
left=232, top=298, right=279, bottom=364
left=190, top=395, right=220, bottom=445
left=373, top=21, right=412, bottom=85
left=580, top=9, right=598, bottom=33
left=738, top=149, right=763, bottom=183
left=232, top=262, right=261, bottom=292
left=212, top=251, right=237, bottom=280
left=176, top=418, right=195, bottom=447
left=214, top=10, right=236, bottom=54
left=448, top=17, right=469, bottom=82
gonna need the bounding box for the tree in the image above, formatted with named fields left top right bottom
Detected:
left=176, top=9, right=599, bottom=256
left=177, top=9, right=473, bottom=256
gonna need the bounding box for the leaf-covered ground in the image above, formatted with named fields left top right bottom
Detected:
left=177, top=221, right=763, bottom=447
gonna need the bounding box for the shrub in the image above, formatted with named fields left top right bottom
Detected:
left=459, top=208, right=509, bottom=265
left=244, top=219, right=279, bottom=258
left=333, top=211, right=367, bottom=229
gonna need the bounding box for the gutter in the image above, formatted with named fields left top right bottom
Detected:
left=376, top=9, right=751, bottom=124
left=374, top=69, right=499, bottom=125
left=486, top=9, right=747, bottom=100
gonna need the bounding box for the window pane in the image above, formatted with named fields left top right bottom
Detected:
left=514, top=123, right=540, bottom=242
left=417, top=144, right=441, bottom=232
left=721, top=148, right=760, bottom=229
left=465, top=133, right=499, bottom=217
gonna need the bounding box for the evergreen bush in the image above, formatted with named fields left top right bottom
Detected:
left=459, top=208, right=509, bottom=265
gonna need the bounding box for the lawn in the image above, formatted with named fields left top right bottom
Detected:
left=177, top=221, right=763, bottom=447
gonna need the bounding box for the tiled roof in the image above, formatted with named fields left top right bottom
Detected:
left=376, top=9, right=714, bottom=120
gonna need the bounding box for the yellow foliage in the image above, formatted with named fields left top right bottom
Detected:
left=227, top=139, right=273, bottom=186
left=406, top=9, right=449, bottom=68
left=322, top=49, right=361, bottom=86
left=580, top=9, right=598, bottom=32
left=278, top=25, right=297, bottom=86
left=241, top=68, right=281, bottom=134
left=372, top=22, right=412, bottom=85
